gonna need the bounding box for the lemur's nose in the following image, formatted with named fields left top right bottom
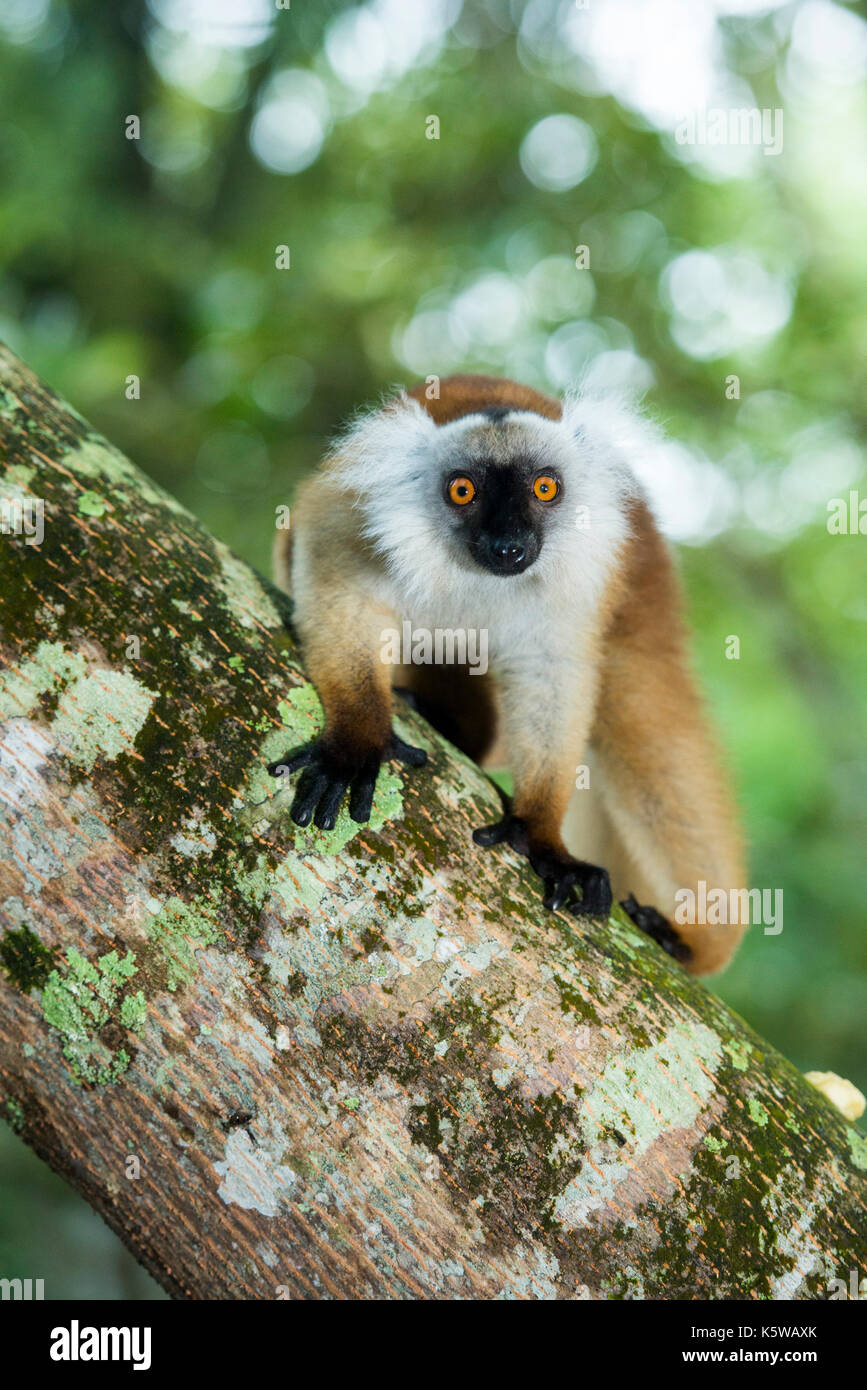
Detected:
left=492, top=540, right=525, bottom=565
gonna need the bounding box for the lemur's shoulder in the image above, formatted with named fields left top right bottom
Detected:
left=407, top=374, right=561, bottom=425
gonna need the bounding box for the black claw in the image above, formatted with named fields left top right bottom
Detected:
left=576, top=868, right=612, bottom=917
left=473, top=819, right=511, bottom=847
left=544, top=871, right=578, bottom=913
left=620, top=895, right=692, bottom=963
left=388, top=734, right=427, bottom=767
left=473, top=813, right=529, bottom=854
left=268, top=745, right=315, bottom=779
left=292, top=767, right=329, bottom=821
left=348, top=751, right=380, bottom=823
left=348, top=771, right=377, bottom=824
left=313, top=778, right=349, bottom=831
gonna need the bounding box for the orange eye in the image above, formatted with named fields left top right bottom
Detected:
left=533, top=475, right=559, bottom=501
left=448, top=476, right=476, bottom=506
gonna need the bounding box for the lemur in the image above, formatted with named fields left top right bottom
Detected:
left=270, top=374, right=745, bottom=975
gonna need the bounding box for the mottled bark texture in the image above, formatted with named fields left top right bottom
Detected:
left=0, top=344, right=865, bottom=1301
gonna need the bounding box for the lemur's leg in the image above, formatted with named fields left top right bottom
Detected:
left=561, top=769, right=689, bottom=962
left=473, top=656, right=612, bottom=917
left=589, top=661, right=746, bottom=976
left=269, top=527, right=426, bottom=830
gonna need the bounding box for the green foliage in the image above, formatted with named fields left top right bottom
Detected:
left=0, top=0, right=864, bottom=1295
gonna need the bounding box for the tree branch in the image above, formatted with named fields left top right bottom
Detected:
left=0, top=344, right=864, bottom=1300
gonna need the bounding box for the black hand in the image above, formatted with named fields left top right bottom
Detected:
left=267, top=732, right=426, bottom=831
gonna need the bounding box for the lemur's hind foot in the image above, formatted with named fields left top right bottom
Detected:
left=620, top=894, right=692, bottom=965
left=474, top=812, right=612, bottom=917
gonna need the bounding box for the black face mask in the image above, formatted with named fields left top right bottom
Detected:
left=443, top=461, right=560, bottom=576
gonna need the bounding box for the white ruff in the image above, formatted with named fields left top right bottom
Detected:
left=330, top=391, right=650, bottom=668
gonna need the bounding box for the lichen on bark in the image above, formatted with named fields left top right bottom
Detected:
left=0, top=343, right=865, bottom=1300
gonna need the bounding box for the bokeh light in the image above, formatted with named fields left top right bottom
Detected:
left=519, top=113, right=598, bottom=191
left=250, top=69, right=331, bottom=175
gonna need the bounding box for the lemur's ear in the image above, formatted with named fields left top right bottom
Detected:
left=329, top=390, right=437, bottom=496
left=561, top=391, right=659, bottom=471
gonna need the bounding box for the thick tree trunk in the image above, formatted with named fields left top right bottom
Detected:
left=0, top=344, right=864, bottom=1300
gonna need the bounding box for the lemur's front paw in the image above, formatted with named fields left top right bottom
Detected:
left=267, top=733, right=426, bottom=831
left=473, top=814, right=612, bottom=917
left=620, top=894, right=692, bottom=964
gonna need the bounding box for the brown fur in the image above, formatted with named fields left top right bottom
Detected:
left=407, top=374, right=562, bottom=424
left=574, top=498, right=746, bottom=973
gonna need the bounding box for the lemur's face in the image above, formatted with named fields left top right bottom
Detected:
left=440, top=412, right=563, bottom=577
left=334, top=392, right=635, bottom=611
left=442, top=458, right=561, bottom=576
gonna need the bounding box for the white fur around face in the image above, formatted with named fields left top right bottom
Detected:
left=330, top=391, right=645, bottom=666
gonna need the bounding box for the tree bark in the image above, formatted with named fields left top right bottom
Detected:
left=0, top=343, right=865, bottom=1301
